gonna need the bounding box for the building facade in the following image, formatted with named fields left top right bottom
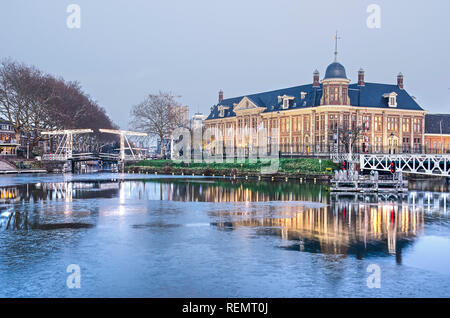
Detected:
left=0, top=120, right=19, bottom=156
left=190, top=112, right=207, bottom=130
left=204, top=59, right=427, bottom=156
left=424, top=114, right=450, bottom=154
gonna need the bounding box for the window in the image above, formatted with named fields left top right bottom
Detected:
left=343, top=114, right=349, bottom=130
left=342, top=88, right=347, bottom=104
left=329, top=115, right=338, bottom=131
left=375, top=116, right=382, bottom=132
left=362, top=115, right=371, bottom=130
left=384, top=92, right=398, bottom=107
left=403, top=118, right=410, bottom=132
left=389, top=97, right=396, bottom=106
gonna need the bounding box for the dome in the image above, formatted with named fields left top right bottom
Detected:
left=324, top=62, right=347, bottom=80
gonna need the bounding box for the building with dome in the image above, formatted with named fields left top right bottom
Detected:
left=204, top=56, right=430, bottom=156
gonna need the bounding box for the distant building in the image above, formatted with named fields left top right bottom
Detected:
left=173, top=105, right=190, bottom=127
left=191, top=112, right=207, bottom=130
left=424, top=114, right=450, bottom=153
left=0, top=120, right=19, bottom=156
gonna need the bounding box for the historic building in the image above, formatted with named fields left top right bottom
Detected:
left=204, top=57, right=428, bottom=156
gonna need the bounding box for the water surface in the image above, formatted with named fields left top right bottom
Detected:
left=0, top=173, right=449, bottom=297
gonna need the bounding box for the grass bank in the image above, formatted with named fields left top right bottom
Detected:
left=127, top=158, right=338, bottom=179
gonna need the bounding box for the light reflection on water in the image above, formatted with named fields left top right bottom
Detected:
left=0, top=173, right=449, bottom=297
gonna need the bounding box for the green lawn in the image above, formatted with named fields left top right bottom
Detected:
left=130, top=158, right=337, bottom=175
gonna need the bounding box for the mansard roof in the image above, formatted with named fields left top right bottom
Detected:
left=425, top=114, right=450, bottom=134
left=206, top=82, right=424, bottom=120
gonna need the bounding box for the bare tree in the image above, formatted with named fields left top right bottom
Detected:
left=332, top=125, right=365, bottom=152
left=129, top=92, right=185, bottom=156
left=0, top=59, right=118, bottom=157
left=0, top=60, right=36, bottom=144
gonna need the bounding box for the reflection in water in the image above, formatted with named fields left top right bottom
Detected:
left=0, top=177, right=448, bottom=260
left=119, top=179, right=329, bottom=203
left=0, top=174, right=449, bottom=297
left=212, top=200, right=425, bottom=262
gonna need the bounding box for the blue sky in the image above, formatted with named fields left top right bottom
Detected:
left=0, top=0, right=449, bottom=128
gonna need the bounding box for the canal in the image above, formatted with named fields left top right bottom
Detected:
left=0, top=173, right=449, bottom=297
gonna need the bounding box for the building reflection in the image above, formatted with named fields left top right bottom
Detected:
left=0, top=187, right=19, bottom=203
left=211, top=198, right=440, bottom=262
left=0, top=181, right=119, bottom=203
left=2, top=178, right=448, bottom=261
left=120, top=179, right=329, bottom=204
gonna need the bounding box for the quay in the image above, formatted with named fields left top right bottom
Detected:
left=0, top=169, right=47, bottom=174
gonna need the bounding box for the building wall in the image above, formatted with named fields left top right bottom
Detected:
left=204, top=105, right=426, bottom=155
left=424, top=134, right=450, bottom=154
left=0, top=122, right=19, bottom=156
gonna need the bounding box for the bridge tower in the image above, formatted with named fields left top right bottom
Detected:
left=41, top=129, right=94, bottom=160
left=98, top=129, right=147, bottom=164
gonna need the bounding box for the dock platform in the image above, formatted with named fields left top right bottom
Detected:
left=330, top=170, right=408, bottom=193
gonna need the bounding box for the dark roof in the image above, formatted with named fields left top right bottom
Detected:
left=324, top=62, right=347, bottom=79
left=425, top=114, right=450, bottom=134
left=206, top=81, right=424, bottom=120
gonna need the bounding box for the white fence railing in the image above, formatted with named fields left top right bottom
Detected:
left=42, top=154, right=68, bottom=161
left=330, top=153, right=361, bottom=163
left=360, top=154, right=450, bottom=177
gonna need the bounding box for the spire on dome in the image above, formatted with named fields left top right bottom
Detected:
left=333, top=30, right=341, bottom=62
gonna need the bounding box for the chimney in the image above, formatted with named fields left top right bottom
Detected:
left=218, top=89, right=224, bottom=103
left=397, top=72, right=404, bottom=89
left=358, top=68, right=365, bottom=86
left=313, top=70, right=320, bottom=87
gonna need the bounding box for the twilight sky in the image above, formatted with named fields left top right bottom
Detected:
left=0, top=0, right=449, bottom=129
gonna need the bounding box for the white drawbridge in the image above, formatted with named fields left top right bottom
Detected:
left=41, top=129, right=93, bottom=160
left=99, top=129, right=147, bottom=161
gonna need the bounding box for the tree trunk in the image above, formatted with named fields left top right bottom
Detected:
left=14, top=131, right=21, bottom=146
left=160, top=135, right=164, bottom=157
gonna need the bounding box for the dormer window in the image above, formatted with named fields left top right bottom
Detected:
left=300, top=92, right=307, bottom=100
left=383, top=92, right=398, bottom=107
left=218, top=105, right=229, bottom=117
left=279, top=95, right=295, bottom=109
left=389, top=97, right=396, bottom=106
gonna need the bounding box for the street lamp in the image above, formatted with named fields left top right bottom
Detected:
left=390, top=132, right=394, bottom=155
left=348, top=131, right=352, bottom=168
left=277, top=111, right=281, bottom=156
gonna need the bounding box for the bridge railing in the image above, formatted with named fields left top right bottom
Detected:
left=360, top=154, right=450, bottom=177
left=42, top=154, right=67, bottom=161
left=330, top=153, right=361, bottom=163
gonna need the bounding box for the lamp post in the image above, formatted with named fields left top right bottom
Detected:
left=277, top=111, right=280, bottom=156
left=348, top=131, right=352, bottom=169
left=390, top=132, right=394, bottom=155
